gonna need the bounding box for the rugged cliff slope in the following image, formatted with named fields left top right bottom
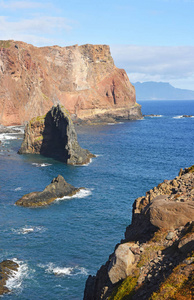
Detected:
left=0, top=40, right=141, bottom=126
left=84, top=166, right=194, bottom=300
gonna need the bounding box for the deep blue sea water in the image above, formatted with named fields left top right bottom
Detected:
left=0, top=100, right=194, bottom=300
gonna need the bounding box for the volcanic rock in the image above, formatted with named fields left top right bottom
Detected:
left=0, top=260, right=19, bottom=295
left=84, top=166, right=194, bottom=300
left=18, top=104, right=95, bottom=165
left=0, top=40, right=142, bottom=126
left=15, top=175, right=81, bottom=207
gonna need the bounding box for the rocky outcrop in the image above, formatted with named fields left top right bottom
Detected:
left=84, top=166, right=194, bottom=300
left=0, top=40, right=142, bottom=126
left=18, top=104, right=95, bottom=165
left=0, top=260, right=19, bottom=295
left=16, top=175, right=82, bottom=207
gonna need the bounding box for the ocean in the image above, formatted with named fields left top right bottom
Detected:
left=0, top=100, right=194, bottom=299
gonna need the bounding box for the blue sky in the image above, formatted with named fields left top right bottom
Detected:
left=0, top=0, right=194, bottom=90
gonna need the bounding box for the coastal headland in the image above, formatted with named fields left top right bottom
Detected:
left=0, top=40, right=142, bottom=126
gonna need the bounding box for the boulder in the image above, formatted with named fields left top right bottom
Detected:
left=15, top=175, right=81, bottom=207
left=147, top=198, right=194, bottom=230
left=18, top=104, right=95, bottom=165
left=108, top=243, right=135, bottom=284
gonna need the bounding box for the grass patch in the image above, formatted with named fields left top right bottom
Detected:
left=0, top=40, right=11, bottom=48
left=149, top=256, right=194, bottom=300
left=188, top=165, right=194, bottom=173
left=108, top=276, right=137, bottom=300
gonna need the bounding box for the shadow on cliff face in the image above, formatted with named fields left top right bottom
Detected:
left=39, top=107, right=70, bottom=163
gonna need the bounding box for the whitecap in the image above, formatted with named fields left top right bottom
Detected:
left=150, top=115, right=163, bottom=118
left=0, top=133, right=18, bottom=141
left=5, top=258, right=29, bottom=293
left=38, top=263, right=88, bottom=277
left=32, top=162, right=52, bottom=167
left=14, top=187, right=22, bottom=191
left=173, top=115, right=184, bottom=119
left=12, top=226, right=46, bottom=235
left=55, top=188, right=93, bottom=202
left=107, top=123, right=116, bottom=125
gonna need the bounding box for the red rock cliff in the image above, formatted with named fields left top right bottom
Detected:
left=0, top=40, right=141, bottom=126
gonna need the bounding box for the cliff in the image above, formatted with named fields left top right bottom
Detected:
left=18, top=104, right=95, bottom=165
left=84, top=166, right=194, bottom=300
left=0, top=40, right=142, bottom=126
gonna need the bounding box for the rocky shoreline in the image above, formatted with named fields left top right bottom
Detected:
left=84, top=166, right=194, bottom=300
left=0, top=260, right=19, bottom=295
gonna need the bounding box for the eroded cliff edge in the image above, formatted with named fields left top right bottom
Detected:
left=84, top=166, right=194, bottom=300
left=0, top=40, right=142, bottom=126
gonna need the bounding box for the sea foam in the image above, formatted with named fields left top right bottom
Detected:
left=32, top=163, right=52, bottom=167
left=173, top=115, right=184, bottom=119
left=5, top=258, right=29, bottom=293
left=39, top=263, right=88, bottom=277
left=55, top=188, right=93, bottom=202
left=12, top=226, right=46, bottom=235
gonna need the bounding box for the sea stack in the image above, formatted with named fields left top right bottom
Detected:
left=16, top=175, right=82, bottom=207
left=18, top=104, right=95, bottom=165
left=0, top=40, right=142, bottom=126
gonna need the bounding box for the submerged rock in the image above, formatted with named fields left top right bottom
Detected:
left=0, top=260, right=19, bottom=295
left=18, top=104, right=95, bottom=165
left=15, top=175, right=81, bottom=207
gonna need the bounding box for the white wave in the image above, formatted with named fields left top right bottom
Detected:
left=0, top=133, right=18, bottom=141
left=8, top=126, right=24, bottom=134
left=32, top=162, right=52, bottom=167
left=55, top=188, right=93, bottom=202
left=5, top=258, right=29, bottom=292
left=14, top=187, right=22, bottom=191
left=12, top=226, right=46, bottom=235
left=173, top=115, right=184, bottom=119
left=107, top=123, right=116, bottom=125
left=150, top=115, right=163, bottom=118
left=39, top=263, right=88, bottom=277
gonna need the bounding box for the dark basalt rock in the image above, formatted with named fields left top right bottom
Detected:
left=15, top=175, right=81, bottom=207
left=18, top=104, right=95, bottom=165
left=0, top=260, right=19, bottom=295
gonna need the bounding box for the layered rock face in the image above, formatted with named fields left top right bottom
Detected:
left=18, top=104, right=94, bottom=165
left=16, top=175, right=81, bottom=207
left=0, top=40, right=141, bottom=126
left=84, top=166, right=194, bottom=300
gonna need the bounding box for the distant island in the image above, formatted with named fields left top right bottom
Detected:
left=133, top=81, right=194, bottom=100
